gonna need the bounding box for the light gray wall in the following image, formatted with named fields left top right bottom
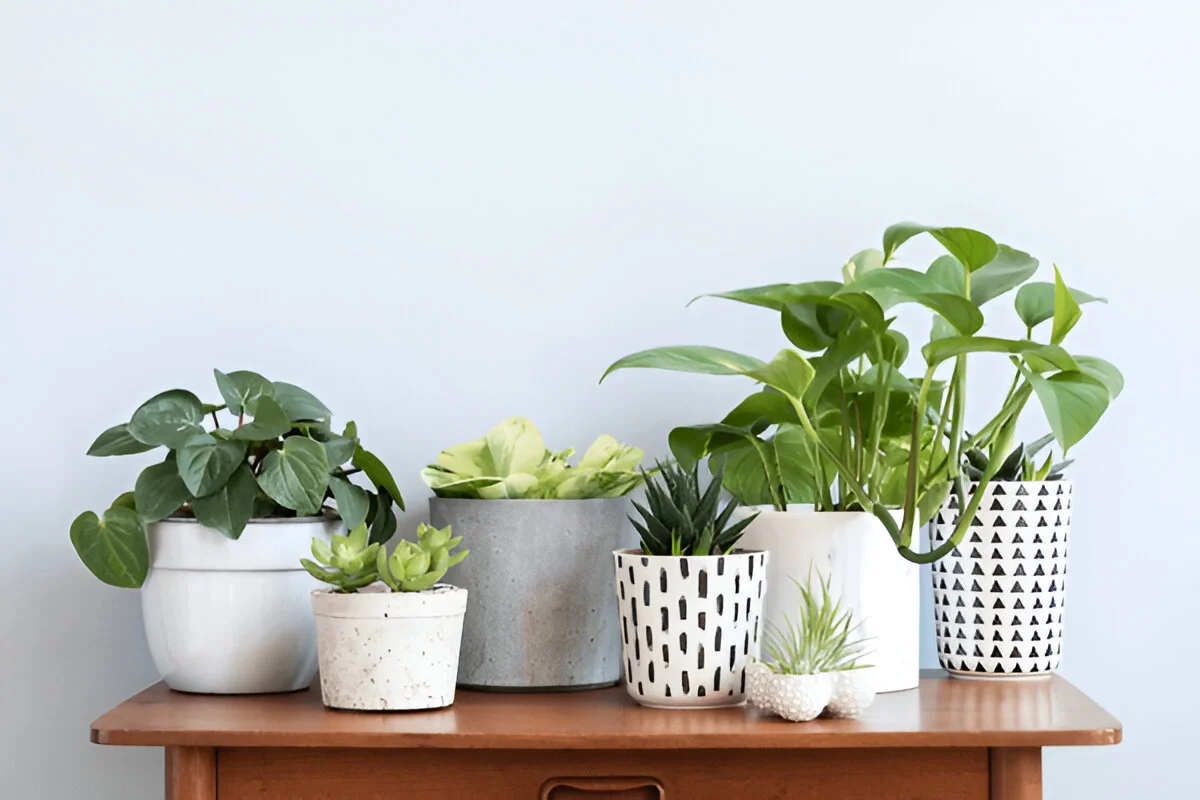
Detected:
left=2, top=2, right=1195, bottom=797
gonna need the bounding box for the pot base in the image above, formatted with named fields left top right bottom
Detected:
left=945, top=670, right=1054, bottom=682
left=633, top=699, right=746, bottom=710
left=458, top=679, right=620, bottom=693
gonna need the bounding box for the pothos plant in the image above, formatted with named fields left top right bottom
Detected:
left=70, top=369, right=405, bottom=588
left=602, top=222, right=1122, bottom=564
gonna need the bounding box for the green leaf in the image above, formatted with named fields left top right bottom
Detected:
left=191, top=464, right=258, bottom=539
left=601, top=346, right=765, bottom=381
left=1026, top=369, right=1110, bottom=452
left=804, top=326, right=875, bottom=404
left=133, top=460, right=191, bottom=522
left=111, top=491, right=137, bottom=511
left=882, top=222, right=934, bottom=262
left=912, top=293, right=983, bottom=335
left=321, top=435, right=357, bottom=467
left=1050, top=265, right=1082, bottom=344
left=231, top=394, right=292, bottom=441
left=1022, top=344, right=1078, bottom=374
left=719, top=390, right=798, bottom=428
left=921, top=336, right=1045, bottom=367
left=257, top=436, right=330, bottom=515
left=329, top=476, right=370, bottom=531
left=176, top=434, right=248, bottom=498
left=271, top=382, right=331, bottom=422
left=352, top=446, right=405, bottom=511
left=747, top=349, right=815, bottom=400
left=930, top=314, right=957, bottom=342
left=925, top=255, right=965, bottom=295
left=1074, top=355, right=1124, bottom=399
left=127, top=390, right=205, bottom=449
left=213, top=369, right=273, bottom=416
left=368, top=489, right=398, bottom=545
left=87, top=424, right=157, bottom=457
left=70, top=506, right=148, bottom=588
left=691, top=281, right=842, bottom=312
left=1014, top=282, right=1105, bottom=330
left=781, top=302, right=836, bottom=351
left=969, top=245, right=1039, bottom=305
left=883, top=223, right=997, bottom=272
left=841, top=249, right=884, bottom=284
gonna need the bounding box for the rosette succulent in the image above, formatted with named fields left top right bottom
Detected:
left=377, top=522, right=469, bottom=592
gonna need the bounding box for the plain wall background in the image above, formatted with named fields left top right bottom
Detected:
left=3, top=1, right=1196, bottom=796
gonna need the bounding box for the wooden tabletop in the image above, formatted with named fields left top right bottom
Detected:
left=92, top=670, right=1120, bottom=750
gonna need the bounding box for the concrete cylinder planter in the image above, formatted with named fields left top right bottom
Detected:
left=312, top=584, right=468, bottom=710
left=734, top=507, right=919, bottom=693
left=932, top=480, right=1072, bottom=678
left=430, top=497, right=636, bottom=690
left=141, top=516, right=335, bottom=694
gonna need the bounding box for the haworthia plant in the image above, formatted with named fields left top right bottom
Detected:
left=70, top=370, right=406, bottom=588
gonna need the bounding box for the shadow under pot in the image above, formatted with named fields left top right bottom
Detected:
left=613, top=549, right=768, bottom=708
left=430, top=497, right=636, bottom=691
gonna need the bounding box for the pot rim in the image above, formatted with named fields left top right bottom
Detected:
left=429, top=496, right=633, bottom=505
left=612, top=547, right=765, bottom=558
left=739, top=505, right=902, bottom=519
left=153, top=514, right=334, bottom=525
left=311, top=583, right=468, bottom=619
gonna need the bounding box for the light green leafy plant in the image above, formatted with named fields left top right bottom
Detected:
left=602, top=223, right=1122, bottom=564
left=301, top=523, right=382, bottom=592
left=421, top=417, right=644, bottom=499
left=70, top=369, right=405, bottom=588
left=630, top=461, right=758, bottom=556
left=763, top=574, right=871, bottom=675
left=377, top=523, right=469, bottom=592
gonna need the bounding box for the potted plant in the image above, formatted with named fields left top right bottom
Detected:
left=422, top=416, right=645, bottom=690
left=745, top=573, right=876, bottom=721
left=69, top=369, right=406, bottom=694
left=616, top=461, right=764, bottom=708
left=601, top=222, right=1122, bottom=691
left=305, top=521, right=469, bottom=710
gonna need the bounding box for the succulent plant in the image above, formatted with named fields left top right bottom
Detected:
left=301, top=523, right=382, bottom=592
left=962, top=433, right=1072, bottom=482
left=377, top=523, right=468, bottom=592
left=630, top=461, right=758, bottom=556
left=762, top=574, right=871, bottom=675
left=421, top=417, right=644, bottom=500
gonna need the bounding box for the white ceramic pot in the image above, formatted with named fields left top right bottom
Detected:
left=932, top=481, right=1072, bottom=678
left=312, top=584, right=468, bottom=711
left=744, top=662, right=877, bottom=721
left=141, top=516, right=335, bottom=694
left=613, top=549, right=767, bottom=708
left=735, top=507, right=918, bottom=693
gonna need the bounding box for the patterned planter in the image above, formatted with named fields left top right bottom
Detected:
left=613, top=549, right=767, bottom=708
left=932, top=481, right=1072, bottom=678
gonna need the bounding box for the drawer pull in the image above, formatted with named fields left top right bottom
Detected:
left=541, top=776, right=664, bottom=799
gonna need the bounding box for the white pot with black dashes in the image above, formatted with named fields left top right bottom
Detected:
left=613, top=549, right=768, bottom=708
left=932, top=481, right=1072, bottom=679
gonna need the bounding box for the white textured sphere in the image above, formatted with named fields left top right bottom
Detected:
left=823, top=669, right=877, bottom=719
left=746, top=663, right=834, bottom=722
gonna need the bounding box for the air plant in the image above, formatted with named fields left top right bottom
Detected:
left=762, top=573, right=871, bottom=675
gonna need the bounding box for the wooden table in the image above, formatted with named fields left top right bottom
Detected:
left=91, top=670, right=1120, bottom=799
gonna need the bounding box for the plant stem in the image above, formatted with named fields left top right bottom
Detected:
left=895, top=474, right=992, bottom=564
left=899, top=366, right=937, bottom=547
left=211, top=411, right=221, bottom=428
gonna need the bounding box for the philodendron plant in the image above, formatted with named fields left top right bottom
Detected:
left=302, top=521, right=468, bottom=593
left=602, top=222, right=1122, bottom=564
left=70, top=370, right=405, bottom=588
left=422, top=416, right=644, bottom=499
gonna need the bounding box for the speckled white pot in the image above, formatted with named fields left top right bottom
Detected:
left=745, top=662, right=877, bottom=722
left=613, top=549, right=767, bottom=708
left=312, top=584, right=468, bottom=711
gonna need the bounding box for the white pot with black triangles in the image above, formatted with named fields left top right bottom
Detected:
left=932, top=480, right=1072, bottom=678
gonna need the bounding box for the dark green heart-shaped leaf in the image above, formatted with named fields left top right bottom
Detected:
left=87, top=424, right=157, bottom=457
left=192, top=464, right=258, bottom=539
left=320, top=434, right=357, bottom=467
left=257, top=436, right=329, bottom=515
left=176, top=434, right=247, bottom=498
left=213, top=369, right=273, bottom=416
left=231, top=394, right=292, bottom=441
left=70, top=506, right=148, bottom=588
left=329, top=476, right=369, bottom=531
left=111, top=491, right=137, bottom=511
left=969, top=245, right=1039, bottom=306
left=127, top=390, right=204, bottom=449
left=134, top=460, right=192, bottom=522
left=368, top=488, right=398, bottom=545
left=1074, top=355, right=1124, bottom=399
left=1027, top=369, right=1110, bottom=452
left=1014, top=282, right=1105, bottom=330
left=271, top=382, right=331, bottom=422
left=781, top=302, right=836, bottom=351
left=601, top=346, right=765, bottom=382
left=352, top=446, right=405, bottom=511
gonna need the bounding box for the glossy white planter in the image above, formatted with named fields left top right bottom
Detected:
left=932, top=481, right=1072, bottom=678
left=735, top=507, right=918, bottom=693
left=613, top=549, right=767, bottom=708
left=312, top=584, right=468, bottom=711
left=141, top=517, right=335, bottom=694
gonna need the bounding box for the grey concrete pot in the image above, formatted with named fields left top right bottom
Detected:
left=429, top=497, right=636, bottom=691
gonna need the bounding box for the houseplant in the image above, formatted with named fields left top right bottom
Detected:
left=423, top=416, right=645, bottom=690
left=616, top=461, right=765, bottom=708
left=601, top=222, right=1122, bottom=691
left=306, top=521, right=469, bottom=710
left=69, top=369, right=406, bottom=694
left=745, top=573, right=875, bottom=721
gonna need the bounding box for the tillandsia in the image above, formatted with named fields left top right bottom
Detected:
left=377, top=522, right=469, bottom=592
left=70, top=369, right=406, bottom=588
left=421, top=416, right=644, bottom=499
left=962, top=433, right=1072, bottom=482
left=762, top=574, right=871, bottom=675
left=302, top=523, right=382, bottom=592
left=630, top=461, right=758, bottom=556
left=601, top=222, right=1122, bottom=564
